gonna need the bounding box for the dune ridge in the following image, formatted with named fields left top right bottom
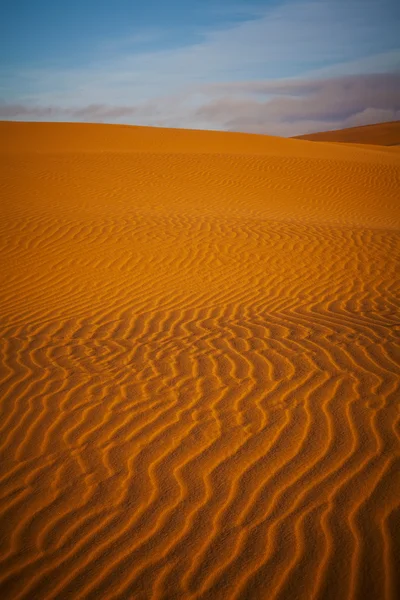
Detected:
left=0, top=121, right=399, bottom=599
left=294, top=121, right=400, bottom=146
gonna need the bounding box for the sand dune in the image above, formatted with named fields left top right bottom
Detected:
left=294, top=121, right=400, bottom=146
left=0, top=121, right=399, bottom=600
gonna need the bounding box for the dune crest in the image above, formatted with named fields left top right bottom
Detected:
left=294, top=120, right=400, bottom=146
left=0, top=121, right=399, bottom=600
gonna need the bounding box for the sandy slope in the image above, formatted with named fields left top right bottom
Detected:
left=0, top=121, right=399, bottom=600
left=294, top=121, right=400, bottom=146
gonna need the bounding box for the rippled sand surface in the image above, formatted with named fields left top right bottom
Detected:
left=1, top=121, right=399, bottom=600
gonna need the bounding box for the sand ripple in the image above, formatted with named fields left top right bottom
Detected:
left=0, top=122, right=399, bottom=599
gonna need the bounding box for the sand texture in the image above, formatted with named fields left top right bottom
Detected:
left=295, top=121, right=400, bottom=146
left=0, top=121, right=399, bottom=600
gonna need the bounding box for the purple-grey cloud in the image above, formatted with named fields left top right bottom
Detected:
left=0, top=104, right=59, bottom=118
left=71, top=104, right=139, bottom=119
left=196, top=72, right=400, bottom=135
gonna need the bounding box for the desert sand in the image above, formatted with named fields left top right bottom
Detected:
left=295, top=121, right=400, bottom=146
left=0, top=120, right=399, bottom=600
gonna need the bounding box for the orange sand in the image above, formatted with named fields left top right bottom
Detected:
left=295, top=121, right=400, bottom=146
left=0, top=121, right=399, bottom=600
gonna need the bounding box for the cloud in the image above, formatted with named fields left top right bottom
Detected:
left=0, top=104, right=57, bottom=118
left=71, top=104, right=139, bottom=119
left=195, top=72, right=400, bottom=134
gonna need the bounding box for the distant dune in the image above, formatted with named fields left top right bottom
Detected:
left=0, top=121, right=399, bottom=600
left=294, top=120, right=400, bottom=146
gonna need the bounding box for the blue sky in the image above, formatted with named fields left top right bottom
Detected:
left=1, top=1, right=271, bottom=66
left=1, top=0, right=399, bottom=135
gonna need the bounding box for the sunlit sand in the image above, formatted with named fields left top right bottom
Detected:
left=295, top=121, right=400, bottom=146
left=0, top=121, right=399, bottom=599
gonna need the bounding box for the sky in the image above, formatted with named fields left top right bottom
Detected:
left=0, top=0, right=399, bottom=136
